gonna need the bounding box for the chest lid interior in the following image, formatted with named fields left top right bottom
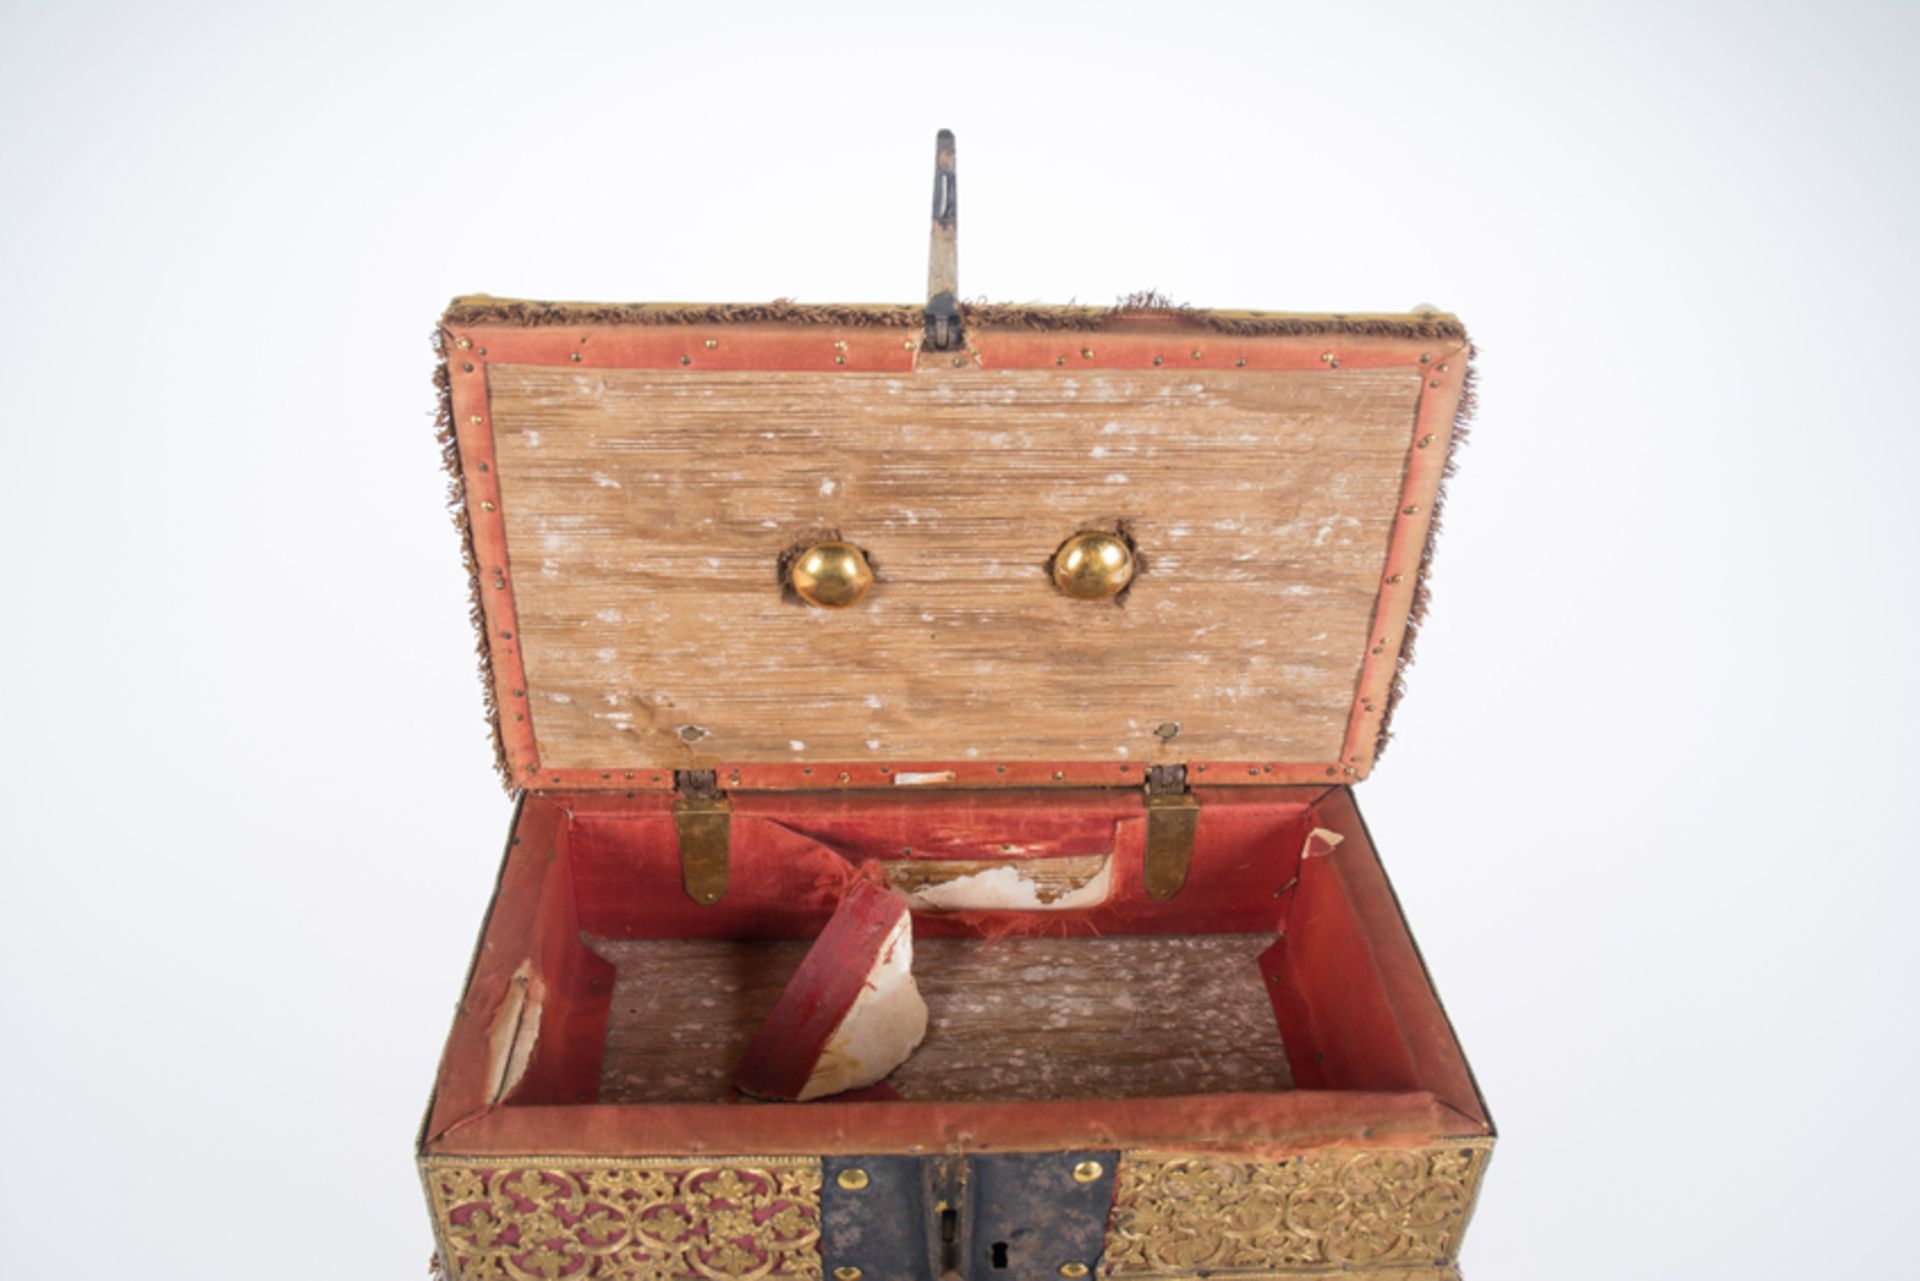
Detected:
left=436, top=296, right=1470, bottom=794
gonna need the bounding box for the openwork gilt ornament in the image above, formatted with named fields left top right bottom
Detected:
left=424, top=1158, right=823, bottom=1281
left=1105, top=1143, right=1489, bottom=1275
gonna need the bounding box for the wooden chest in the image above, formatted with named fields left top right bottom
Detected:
left=418, top=164, right=1489, bottom=1276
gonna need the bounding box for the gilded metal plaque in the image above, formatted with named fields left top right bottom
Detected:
left=1106, top=1141, right=1491, bottom=1276
left=422, top=1157, right=822, bottom=1281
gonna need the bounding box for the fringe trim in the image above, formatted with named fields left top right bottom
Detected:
left=433, top=329, right=514, bottom=792
left=1374, top=353, right=1476, bottom=757
left=441, top=295, right=1468, bottom=342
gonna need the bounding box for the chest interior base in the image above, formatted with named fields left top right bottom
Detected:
left=421, top=783, right=1488, bottom=1157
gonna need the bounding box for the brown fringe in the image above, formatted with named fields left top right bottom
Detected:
left=433, top=329, right=513, bottom=791
left=1373, top=353, right=1476, bottom=758
left=441, top=295, right=1468, bottom=342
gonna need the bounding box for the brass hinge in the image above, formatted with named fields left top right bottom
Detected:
left=673, top=769, right=731, bottom=906
left=1142, top=764, right=1199, bottom=900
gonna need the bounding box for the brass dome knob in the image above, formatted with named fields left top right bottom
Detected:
left=1051, top=530, right=1135, bottom=600
left=789, top=540, right=874, bottom=608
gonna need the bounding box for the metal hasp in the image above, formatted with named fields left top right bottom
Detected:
left=924, top=129, right=961, bottom=352
left=673, top=769, right=731, bottom=905
left=1143, top=764, right=1199, bottom=900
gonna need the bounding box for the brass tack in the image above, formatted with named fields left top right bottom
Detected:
left=1053, top=770, right=1065, bottom=780
left=1420, top=353, right=1432, bottom=363
left=835, top=354, right=847, bottom=365
left=624, top=772, right=635, bottom=779
left=461, top=362, right=474, bottom=372
left=1072, top=1159, right=1105, bottom=1183
left=996, top=764, right=1008, bottom=773
left=477, top=462, right=489, bottom=472
left=469, top=415, right=482, bottom=425
left=704, top=338, right=719, bottom=349
left=1438, top=363, right=1449, bottom=372
left=1329, top=359, right=1340, bottom=368
left=1404, top=505, right=1420, bottom=515
left=834, top=1269, right=863, bottom=1281
left=903, top=340, right=917, bottom=350
left=839, top=771, right=851, bottom=782
left=836, top=1167, right=870, bottom=1191
left=569, top=352, right=581, bottom=362
left=482, top=501, right=496, bottom=511
left=1056, top=356, right=1067, bottom=366
left=1235, top=357, right=1247, bottom=367
left=1343, top=766, right=1357, bottom=776
left=1418, top=434, right=1435, bottom=448
left=1060, top=1266, right=1090, bottom=1279
left=952, top=356, right=967, bottom=368
left=1429, top=378, right=1441, bottom=387
left=1327, top=767, right=1337, bottom=776
left=834, top=340, right=848, bottom=351
left=680, top=355, right=692, bottom=366
left=1191, top=349, right=1203, bottom=359
left=1081, top=347, right=1094, bottom=359
left=456, top=337, right=472, bottom=350
left=1152, top=355, right=1164, bottom=365
left=1386, top=574, right=1404, bottom=584
left=1321, top=352, right=1334, bottom=363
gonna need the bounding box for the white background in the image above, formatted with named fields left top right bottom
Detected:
left=2, top=2, right=1915, bottom=1277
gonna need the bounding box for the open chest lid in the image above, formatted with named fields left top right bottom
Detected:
left=434, top=143, right=1471, bottom=796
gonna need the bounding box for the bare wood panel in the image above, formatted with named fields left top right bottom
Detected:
left=489, top=367, right=1422, bottom=769
left=593, top=934, right=1292, bottom=1103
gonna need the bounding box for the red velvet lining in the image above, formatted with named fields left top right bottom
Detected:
left=422, top=785, right=1489, bottom=1158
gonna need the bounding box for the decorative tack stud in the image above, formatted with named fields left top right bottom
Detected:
left=836, top=1167, right=871, bottom=1191
left=834, top=1268, right=863, bottom=1281
left=1059, top=1266, right=1090, bottom=1279
left=790, top=541, right=874, bottom=609
left=1051, top=530, right=1135, bottom=601
left=1072, top=1159, right=1105, bottom=1182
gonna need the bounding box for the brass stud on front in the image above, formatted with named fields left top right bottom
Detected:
left=705, top=338, right=719, bottom=349
left=836, top=1168, right=871, bottom=1191
left=1059, top=1265, right=1090, bottom=1279
left=1152, top=355, right=1164, bottom=366
left=1072, top=1159, right=1105, bottom=1183
left=790, top=541, right=874, bottom=609
left=569, top=352, right=581, bottom=362
left=456, top=336, right=472, bottom=350
left=834, top=1268, right=863, bottom=1281
left=1052, top=530, right=1135, bottom=601
left=1081, top=347, right=1094, bottom=359
left=680, top=355, right=692, bottom=366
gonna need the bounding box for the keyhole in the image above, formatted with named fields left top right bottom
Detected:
left=991, top=1241, right=1010, bottom=1269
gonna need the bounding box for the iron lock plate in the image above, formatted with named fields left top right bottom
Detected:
left=822, top=1152, right=1118, bottom=1281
